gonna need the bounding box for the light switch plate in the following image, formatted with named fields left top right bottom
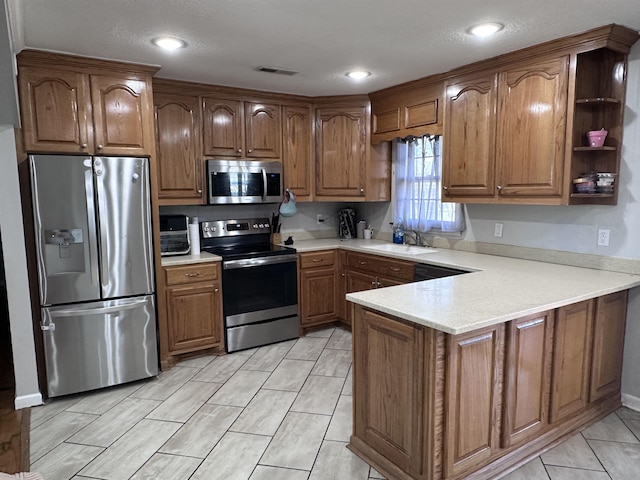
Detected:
left=494, top=223, right=504, bottom=238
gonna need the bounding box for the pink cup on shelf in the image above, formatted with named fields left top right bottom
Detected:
left=587, top=129, right=608, bottom=147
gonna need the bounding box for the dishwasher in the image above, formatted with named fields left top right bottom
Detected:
left=414, top=263, right=468, bottom=281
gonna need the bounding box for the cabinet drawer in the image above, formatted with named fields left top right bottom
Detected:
left=299, top=250, right=335, bottom=269
left=348, top=252, right=414, bottom=281
left=164, top=263, right=219, bottom=286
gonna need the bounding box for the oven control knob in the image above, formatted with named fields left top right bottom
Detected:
left=204, top=227, right=210, bottom=232
left=253, top=223, right=258, bottom=228
left=258, top=223, right=264, bottom=228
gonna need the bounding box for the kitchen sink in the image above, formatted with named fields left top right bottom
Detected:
left=362, top=244, right=438, bottom=255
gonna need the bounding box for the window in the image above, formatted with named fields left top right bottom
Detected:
left=394, top=135, right=464, bottom=233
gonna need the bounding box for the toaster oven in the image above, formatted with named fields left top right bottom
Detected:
left=159, top=215, right=190, bottom=256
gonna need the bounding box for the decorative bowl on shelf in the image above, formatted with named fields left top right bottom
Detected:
left=587, top=129, right=608, bottom=147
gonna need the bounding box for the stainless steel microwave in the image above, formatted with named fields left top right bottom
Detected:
left=207, top=159, right=283, bottom=204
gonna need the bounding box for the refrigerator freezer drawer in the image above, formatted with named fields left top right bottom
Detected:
left=41, top=295, right=158, bottom=397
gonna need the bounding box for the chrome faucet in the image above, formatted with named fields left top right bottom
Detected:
left=404, top=230, right=425, bottom=247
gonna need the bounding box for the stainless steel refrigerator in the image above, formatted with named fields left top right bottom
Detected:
left=30, top=154, right=158, bottom=397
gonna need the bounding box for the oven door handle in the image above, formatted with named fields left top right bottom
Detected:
left=224, top=254, right=298, bottom=270
left=261, top=168, right=268, bottom=201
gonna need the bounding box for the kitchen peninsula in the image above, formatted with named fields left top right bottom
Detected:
left=314, top=240, right=640, bottom=480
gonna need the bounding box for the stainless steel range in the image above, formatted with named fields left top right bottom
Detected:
left=200, top=218, right=299, bottom=352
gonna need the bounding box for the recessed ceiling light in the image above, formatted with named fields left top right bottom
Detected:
left=346, top=70, right=371, bottom=80
left=468, top=23, right=504, bottom=37
left=152, top=36, right=187, bottom=51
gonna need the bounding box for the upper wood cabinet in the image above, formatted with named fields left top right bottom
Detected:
left=369, top=78, right=443, bottom=143
left=202, top=97, right=281, bottom=159
left=315, top=106, right=367, bottom=197
left=154, top=93, right=204, bottom=204
left=441, top=24, right=638, bottom=206
left=315, top=99, right=391, bottom=201
left=496, top=57, right=569, bottom=198
left=17, top=51, right=157, bottom=156
left=443, top=56, right=569, bottom=203
left=282, top=105, right=313, bottom=200
left=443, top=73, right=498, bottom=197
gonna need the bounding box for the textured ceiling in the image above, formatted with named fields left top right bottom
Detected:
left=6, top=0, right=640, bottom=96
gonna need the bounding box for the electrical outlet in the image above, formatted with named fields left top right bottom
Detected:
left=597, top=228, right=610, bottom=247
left=494, top=223, right=504, bottom=238
left=316, top=214, right=324, bottom=224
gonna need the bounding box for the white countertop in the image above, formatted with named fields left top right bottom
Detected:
left=292, top=238, right=640, bottom=335
left=161, top=251, right=222, bottom=267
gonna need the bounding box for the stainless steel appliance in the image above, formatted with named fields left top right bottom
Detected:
left=338, top=208, right=357, bottom=239
left=30, top=154, right=158, bottom=397
left=160, top=214, right=190, bottom=256
left=200, top=218, right=298, bottom=352
left=207, top=159, right=283, bottom=204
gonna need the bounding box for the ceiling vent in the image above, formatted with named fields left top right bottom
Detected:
left=255, top=66, right=298, bottom=76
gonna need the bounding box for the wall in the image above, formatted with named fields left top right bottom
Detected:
left=0, top=0, right=19, bottom=126
left=0, top=127, right=41, bottom=408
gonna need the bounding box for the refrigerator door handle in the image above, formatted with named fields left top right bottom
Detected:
left=85, top=163, right=100, bottom=289
left=46, top=297, right=150, bottom=317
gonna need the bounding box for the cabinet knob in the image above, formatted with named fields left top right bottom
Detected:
left=80, top=143, right=88, bottom=149
left=443, top=186, right=448, bottom=191
left=341, top=273, right=346, bottom=277
left=497, top=185, right=503, bottom=191
left=360, top=188, right=365, bottom=194
left=185, top=272, right=201, bottom=278
left=358, top=261, right=367, bottom=265
left=214, top=287, right=219, bottom=292
left=377, top=281, right=382, bottom=288
left=237, top=149, right=242, bottom=153
left=312, top=258, right=323, bottom=262
left=197, top=189, right=202, bottom=194
left=371, top=281, right=377, bottom=287
left=97, top=144, right=103, bottom=150
left=248, top=149, right=253, bottom=153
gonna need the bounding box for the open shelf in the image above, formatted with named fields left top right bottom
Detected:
left=570, top=193, right=615, bottom=198
left=575, top=97, right=621, bottom=105
left=573, top=146, right=617, bottom=152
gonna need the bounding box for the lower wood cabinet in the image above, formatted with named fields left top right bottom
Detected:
left=349, top=288, right=629, bottom=480
left=550, top=300, right=594, bottom=423
left=502, top=311, right=554, bottom=448
left=163, top=263, right=223, bottom=354
left=444, top=324, right=505, bottom=478
left=590, top=291, right=628, bottom=402
left=298, top=251, right=338, bottom=330
left=353, top=306, right=426, bottom=478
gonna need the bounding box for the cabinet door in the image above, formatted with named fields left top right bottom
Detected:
left=18, top=66, right=93, bottom=153
left=346, top=270, right=377, bottom=325
left=444, top=324, right=504, bottom=478
left=502, top=312, right=554, bottom=448
left=496, top=57, right=569, bottom=197
left=154, top=94, right=203, bottom=203
left=283, top=105, right=313, bottom=198
left=90, top=75, right=153, bottom=156
left=590, top=291, right=628, bottom=402
left=202, top=97, right=243, bottom=157
left=300, top=266, right=337, bottom=327
left=166, top=281, right=222, bottom=353
left=443, top=73, right=498, bottom=197
left=245, top=102, right=281, bottom=159
left=550, top=299, right=594, bottom=423
left=315, top=107, right=366, bottom=197
left=353, top=306, right=425, bottom=477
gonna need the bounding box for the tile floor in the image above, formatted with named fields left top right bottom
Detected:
left=29, top=326, right=640, bottom=480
